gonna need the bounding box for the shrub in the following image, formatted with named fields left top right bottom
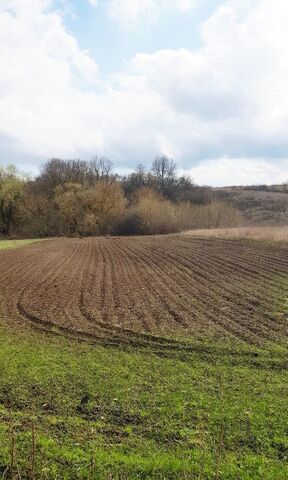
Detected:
left=176, top=201, right=242, bottom=231
left=115, top=192, right=242, bottom=236
left=116, top=209, right=143, bottom=235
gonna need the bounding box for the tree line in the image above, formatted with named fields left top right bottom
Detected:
left=0, top=157, right=241, bottom=237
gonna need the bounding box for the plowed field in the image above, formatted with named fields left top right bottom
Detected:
left=1, top=236, right=287, bottom=349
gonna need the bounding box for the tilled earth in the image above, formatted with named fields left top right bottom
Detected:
left=0, top=236, right=287, bottom=350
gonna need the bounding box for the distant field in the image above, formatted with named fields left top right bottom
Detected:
left=0, top=236, right=287, bottom=479
left=0, top=239, right=41, bottom=250
left=184, top=226, right=288, bottom=242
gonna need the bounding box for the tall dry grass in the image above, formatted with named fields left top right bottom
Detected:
left=117, top=189, right=242, bottom=235
left=183, top=226, right=288, bottom=242
left=177, top=201, right=242, bottom=231
left=135, top=189, right=179, bottom=234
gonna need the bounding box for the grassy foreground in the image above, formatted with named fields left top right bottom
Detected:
left=0, top=239, right=41, bottom=250
left=0, top=321, right=287, bottom=480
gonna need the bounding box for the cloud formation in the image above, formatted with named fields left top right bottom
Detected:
left=0, top=0, right=98, bottom=161
left=185, top=158, right=288, bottom=187
left=0, top=0, right=288, bottom=185
left=106, top=0, right=197, bottom=24
left=88, top=0, right=196, bottom=25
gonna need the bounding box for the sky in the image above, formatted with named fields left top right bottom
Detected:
left=0, top=0, right=288, bottom=186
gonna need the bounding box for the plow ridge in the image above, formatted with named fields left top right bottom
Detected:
left=151, top=240, right=288, bottom=332
left=0, top=235, right=287, bottom=351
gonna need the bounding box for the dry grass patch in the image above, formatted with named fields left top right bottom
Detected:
left=183, top=226, right=288, bottom=242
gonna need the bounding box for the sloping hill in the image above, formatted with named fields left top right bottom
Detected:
left=214, top=186, right=288, bottom=225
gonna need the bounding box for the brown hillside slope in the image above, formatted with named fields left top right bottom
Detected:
left=213, top=186, right=288, bottom=225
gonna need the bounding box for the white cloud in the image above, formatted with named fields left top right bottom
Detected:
left=1, top=0, right=288, bottom=186
left=111, top=0, right=288, bottom=175
left=184, top=158, right=288, bottom=187
left=90, top=0, right=197, bottom=25
left=0, top=0, right=52, bottom=13
left=0, top=0, right=98, bottom=158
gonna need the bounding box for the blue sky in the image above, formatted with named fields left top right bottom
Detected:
left=0, top=0, right=287, bottom=185
left=65, top=1, right=218, bottom=74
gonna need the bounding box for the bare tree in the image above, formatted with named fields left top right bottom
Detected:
left=40, top=159, right=90, bottom=192
left=39, top=158, right=114, bottom=193
left=151, top=156, right=177, bottom=195
left=89, top=157, right=113, bottom=181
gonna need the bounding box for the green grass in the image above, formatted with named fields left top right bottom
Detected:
left=0, top=321, right=287, bottom=480
left=0, top=239, right=42, bottom=250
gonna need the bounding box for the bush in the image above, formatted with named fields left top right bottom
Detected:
left=135, top=189, right=178, bottom=234
left=115, top=192, right=242, bottom=236
left=177, top=201, right=242, bottom=231
left=115, top=189, right=179, bottom=235
left=116, top=210, right=143, bottom=235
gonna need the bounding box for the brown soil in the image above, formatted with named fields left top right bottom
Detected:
left=0, top=236, right=287, bottom=350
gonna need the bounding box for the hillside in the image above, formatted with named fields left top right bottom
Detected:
left=213, top=185, right=288, bottom=225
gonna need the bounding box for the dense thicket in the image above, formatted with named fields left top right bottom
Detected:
left=0, top=157, right=241, bottom=237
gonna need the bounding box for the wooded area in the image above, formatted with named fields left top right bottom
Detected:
left=0, top=157, right=241, bottom=237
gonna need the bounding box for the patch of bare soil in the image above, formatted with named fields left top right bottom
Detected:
left=0, top=236, right=287, bottom=350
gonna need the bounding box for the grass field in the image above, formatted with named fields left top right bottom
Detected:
left=0, top=236, right=287, bottom=479
left=1, top=324, right=288, bottom=479
left=0, top=239, right=41, bottom=250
